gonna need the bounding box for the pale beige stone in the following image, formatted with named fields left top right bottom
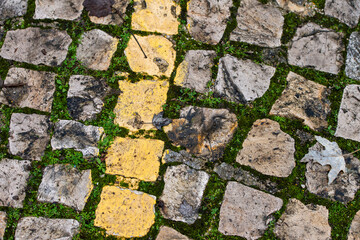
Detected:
left=156, top=226, right=190, bottom=240
left=348, top=210, right=360, bottom=240
left=0, top=212, right=6, bottom=240
left=34, top=0, right=84, bottom=20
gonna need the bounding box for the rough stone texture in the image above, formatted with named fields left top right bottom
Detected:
left=0, top=212, right=6, bottom=240
left=0, top=159, right=31, bottom=208
left=9, top=113, right=51, bottom=160
left=276, top=0, right=316, bottom=16
left=219, top=182, right=283, bottom=239
left=37, top=164, right=93, bottom=211
left=51, top=120, right=104, bottom=158
left=114, top=80, right=169, bottom=131
left=132, top=0, right=180, bottom=34
left=67, top=75, right=109, bottom=121
left=346, top=32, right=360, bottom=80
left=174, top=50, right=216, bottom=93
left=301, top=141, right=360, bottom=203
left=105, top=137, right=164, bottom=181
left=288, top=23, right=344, bottom=74
left=125, top=35, right=176, bottom=77
left=270, top=72, right=331, bottom=131
left=0, top=0, right=28, bottom=21
left=0, top=67, right=56, bottom=112
left=335, top=85, right=360, bottom=142
left=261, top=47, right=287, bottom=66
left=34, top=0, right=84, bottom=20
left=164, top=106, right=238, bottom=161
left=94, top=186, right=156, bottom=238
left=187, top=0, right=232, bottom=45
left=214, top=55, right=276, bottom=103
left=159, top=164, right=209, bottom=224
left=76, top=29, right=118, bottom=71
left=0, top=27, right=72, bottom=66
left=324, top=0, right=360, bottom=28
left=214, top=163, right=235, bottom=180
left=348, top=210, right=360, bottom=240
left=89, top=0, right=129, bottom=25
left=230, top=0, right=284, bottom=47
left=156, top=226, right=190, bottom=240
left=274, top=198, right=331, bottom=240
left=14, top=217, right=80, bottom=240
left=236, top=119, right=295, bottom=177
left=162, top=149, right=207, bottom=170
left=296, top=129, right=315, bottom=145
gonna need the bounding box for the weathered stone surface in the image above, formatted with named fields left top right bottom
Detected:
left=0, top=0, right=28, bottom=21
left=346, top=32, right=360, bottom=80
left=105, top=137, right=164, bottom=181
left=159, top=164, right=209, bottom=224
left=132, top=0, right=180, bottom=34
left=236, top=119, right=295, bottom=177
left=0, top=212, right=6, bottom=240
left=94, top=186, right=156, bottom=238
left=276, top=0, right=316, bottom=16
left=162, top=149, right=207, bottom=170
left=0, top=27, right=71, bottom=66
left=0, top=67, right=56, bottom=112
left=9, top=113, right=51, bottom=160
left=270, top=72, right=331, bottom=131
left=125, top=35, right=176, bottom=77
left=164, top=106, right=238, bottom=161
left=219, top=182, right=283, bottom=239
left=296, top=129, right=315, bottom=145
left=156, top=226, right=190, bottom=240
left=274, top=198, right=331, bottom=240
left=348, top=210, right=360, bottom=240
left=37, top=164, right=93, bottom=211
left=214, top=55, right=275, bottom=103
left=14, top=217, right=80, bottom=240
left=114, top=80, right=169, bottom=131
left=325, top=0, right=360, bottom=28
left=34, top=0, right=84, bottom=20
left=261, top=47, right=287, bottom=66
left=214, top=162, right=235, bottom=180
left=187, top=0, right=232, bottom=44
left=0, top=159, right=31, bottom=208
left=335, top=85, right=360, bottom=142
left=89, top=0, right=129, bottom=25
left=230, top=0, right=284, bottom=47
left=288, top=23, right=344, bottom=74
left=67, top=75, right=109, bottom=121
left=301, top=139, right=360, bottom=203
left=76, top=29, right=118, bottom=71
left=51, top=120, right=104, bottom=158
left=174, top=50, right=216, bottom=93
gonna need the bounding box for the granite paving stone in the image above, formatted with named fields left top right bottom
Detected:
left=324, top=0, right=360, bottom=28
left=162, top=149, right=207, bottom=170
left=345, top=32, right=360, bottom=80
left=0, top=0, right=28, bottom=22
left=34, top=0, right=84, bottom=20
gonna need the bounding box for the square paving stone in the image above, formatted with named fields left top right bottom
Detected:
left=0, top=67, right=56, bottom=112
left=0, top=0, right=28, bottom=21
left=76, top=29, right=118, bottom=71
left=274, top=199, right=331, bottom=240
left=114, top=80, right=169, bottom=131
left=14, top=217, right=80, bottom=240
left=288, top=22, right=344, bottom=74
left=230, top=0, right=284, bottom=47
left=94, top=186, right=156, bottom=238
left=125, top=35, right=176, bottom=77
left=51, top=120, right=104, bottom=158
left=346, top=32, right=360, bottom=80
left=219, top=182, right=283, bottom=239
left=89, top=0, right=129, bottom=26
left=9, top=113, right=51, bottom=160
left=174, top=50, right=216, bottom=93
left=324, top=0, right=360, bottom=28
left=0, top=159, right=31, bottom=208
left=156, top=226, right=190, bottom=240
left=105, top=137, right=164, bottom=181
left=270, top=71, right=331, bottom=131
left=159, top=164, right=209, bottom=224
left=335, top=85, right=360, bottom=142
left=34, top=0, right=84, bottom=20
left=0, top=27, right=72, bottom=66
left=0, top=212, right=6, bottom=240
left=132, top=0, right=180, bottom=35
left=67, top=75, right=109, bottom=121
left=37, top=164, right=93, bottom=211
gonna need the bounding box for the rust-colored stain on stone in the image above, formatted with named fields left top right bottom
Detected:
left=94, top=186, right=156, bottom=238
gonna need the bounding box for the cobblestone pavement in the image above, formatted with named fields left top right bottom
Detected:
left=1, top=0, right=360, bottom=239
